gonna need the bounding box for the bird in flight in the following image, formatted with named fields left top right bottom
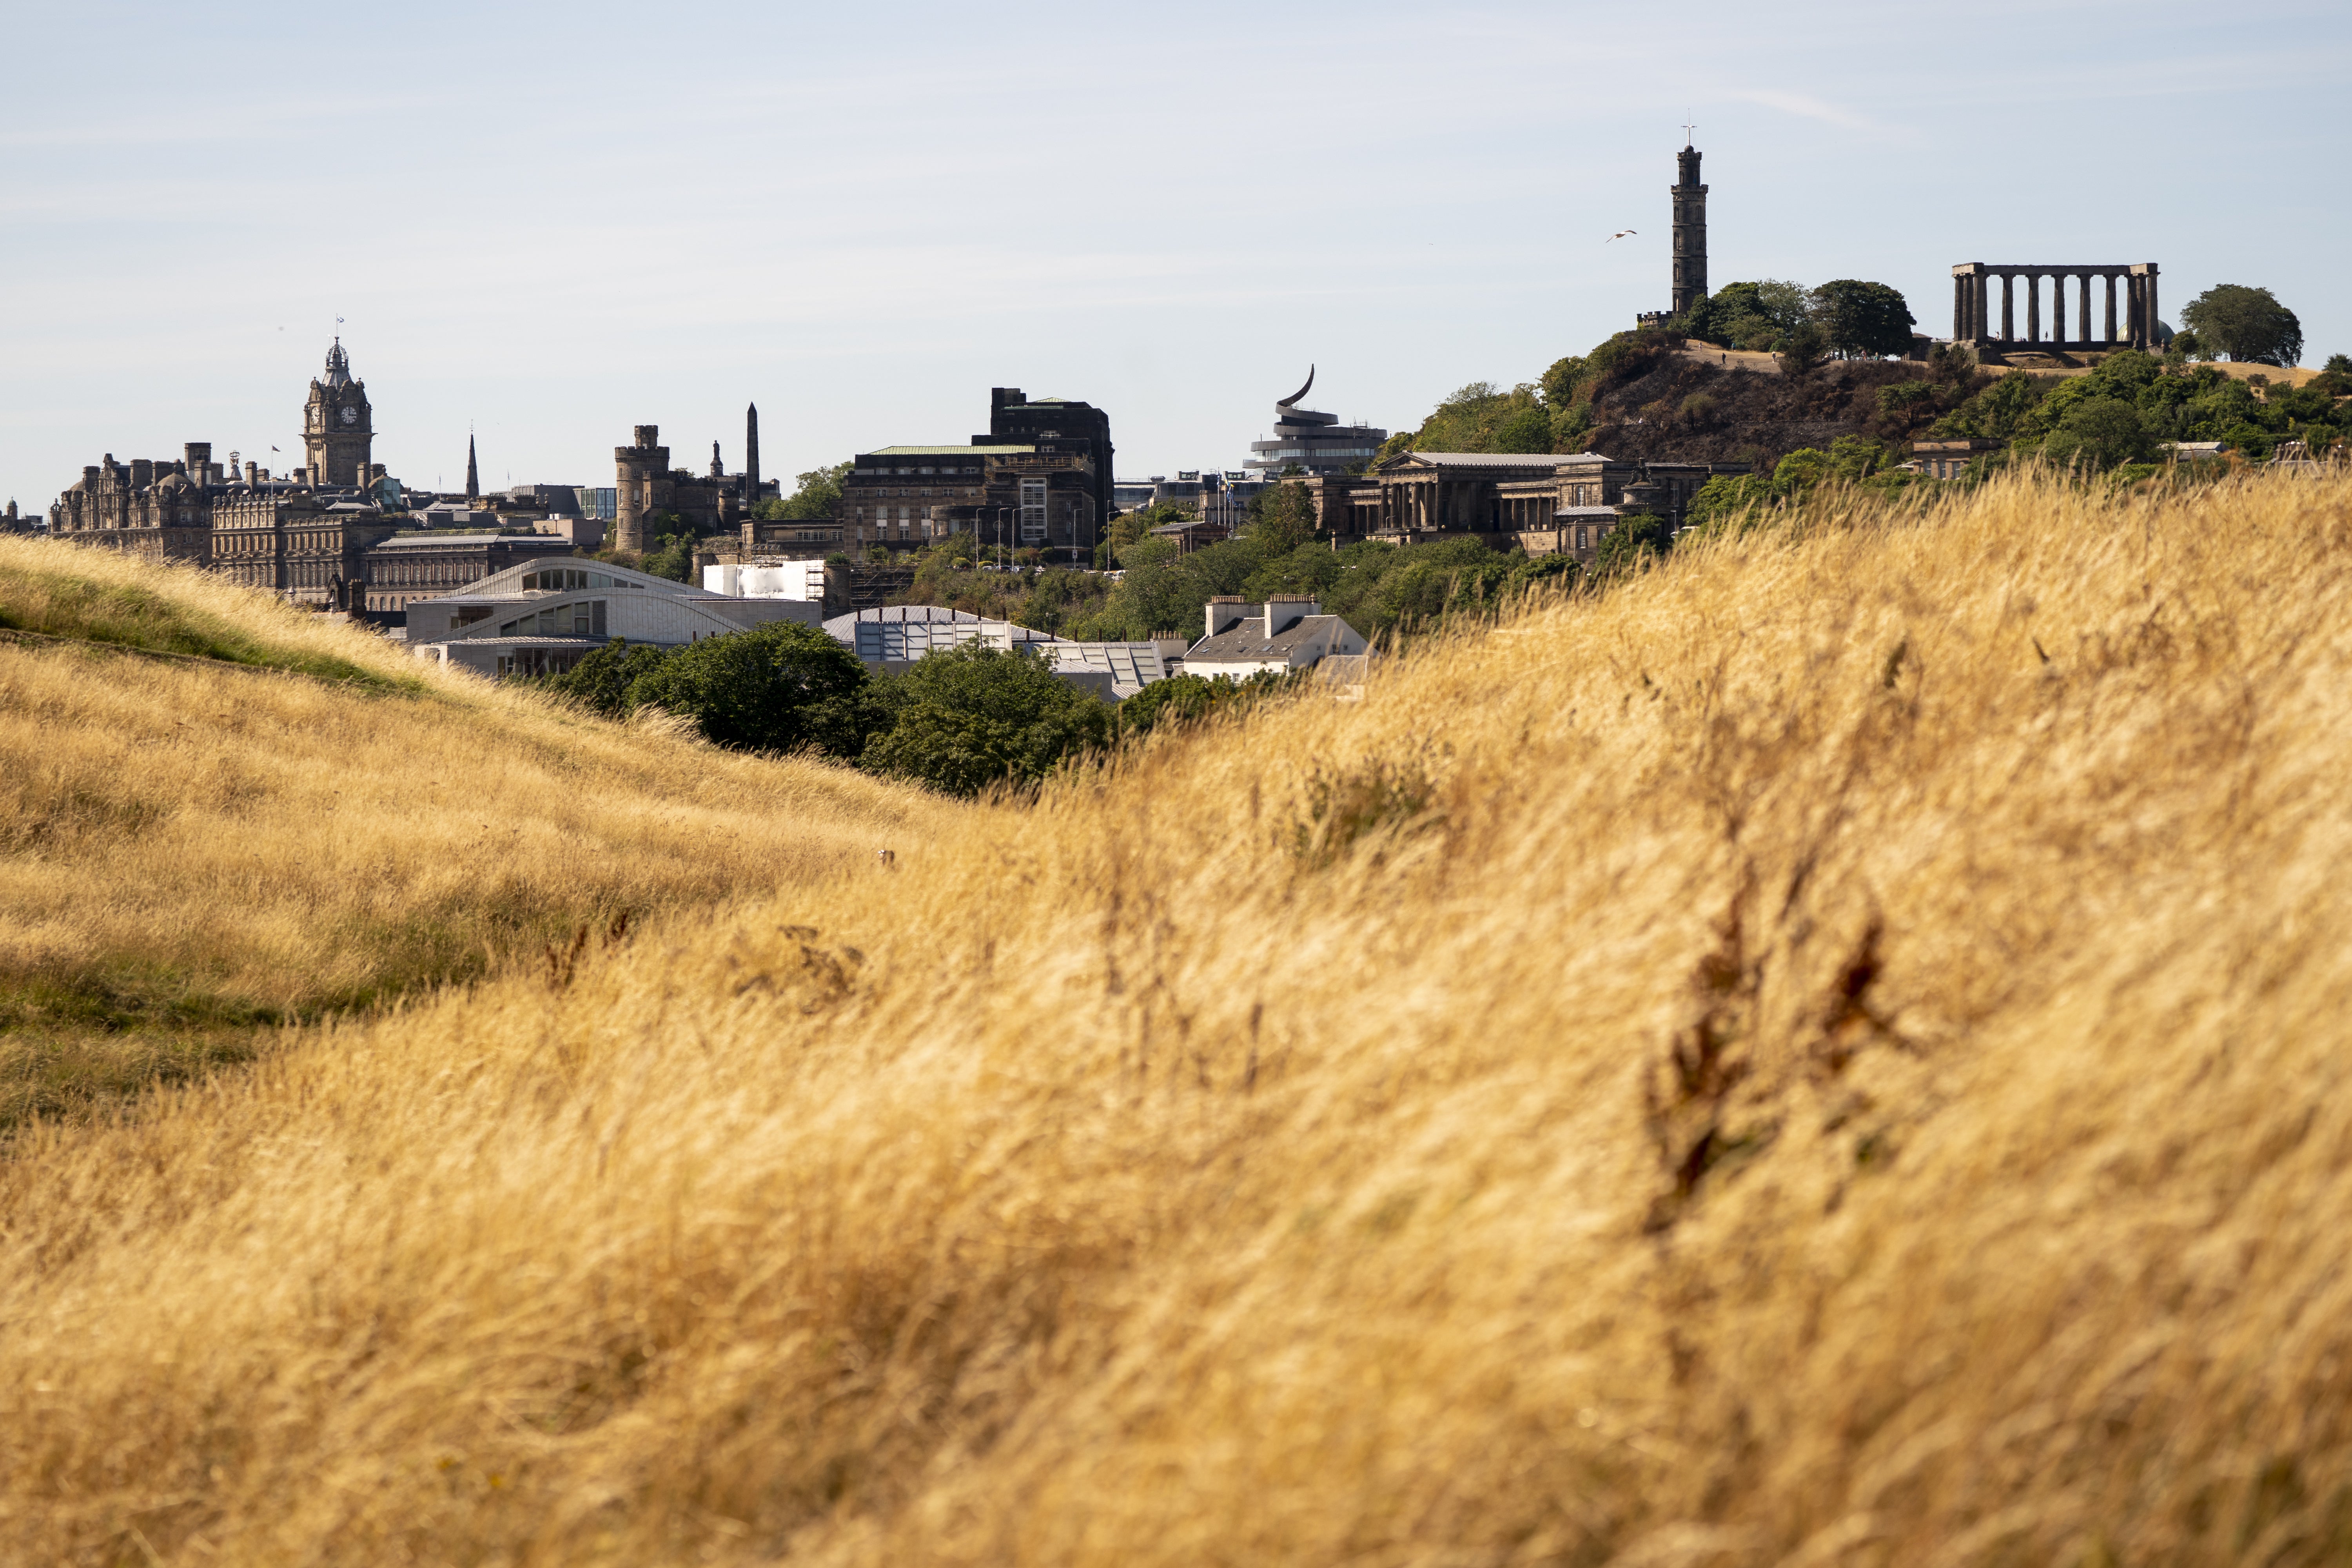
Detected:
left=1606, top=229, right=1637, bottom=243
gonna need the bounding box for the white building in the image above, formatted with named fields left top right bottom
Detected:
left=1183, top=596, right=1370, bottom=680
left=406, top=559, right=819, bottom=678
left=705, top=560, right=827, bottom=601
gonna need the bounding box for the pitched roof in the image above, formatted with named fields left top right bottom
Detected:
left=1381, top=450, right=1612, bottom=469
left=1187, top=613, right=1353, bottom=662
left=822, top=604, right=982, bottom=638
left=866, top=445, right=1035, bottom=457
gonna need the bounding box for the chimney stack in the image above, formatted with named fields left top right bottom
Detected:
left=1205, top=594, right=1249, bottom=641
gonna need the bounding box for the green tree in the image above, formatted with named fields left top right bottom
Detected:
left=639, top=534, right=693, bottom=582
left=1493, top=404, right=1553, bottom=453
left=1590, top=512, right=1670, bottom=579
left=2042, top=398, right=2156, bottom=471
left=1778, top=320, right=1829, bottom=377
left=1935, top=372, right=2049, bottom=441
left=2180, top=285, right=2304, bottom=368
left=1773, top=448, right=1831, bottom=489
left=1550, top=402, right=1595, bottom=450
left=860, top=644, right=1113, bottom=796
left=754, top=461, right=852, bottom=522
left=1687, top=280, right=1812, bottom=347
left=539, top=639, right=673, bottom=720
left=1539, top=354, right=1589, bottom=407
left=626, top=621, right=875, bottom=757
left=1118, top=673, right=1236, bottom=737
left=1810, top=280, right=1916, bottom=358
left=1247, top=481, right=1318, bottom=555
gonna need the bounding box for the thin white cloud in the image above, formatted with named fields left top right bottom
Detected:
left=1728, top=89, right=1883, bottom=133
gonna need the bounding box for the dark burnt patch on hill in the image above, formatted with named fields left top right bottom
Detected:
left=1586, top=352, right=1975, bottom=470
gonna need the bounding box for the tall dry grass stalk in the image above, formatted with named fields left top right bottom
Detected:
left=0, top=534, right=945, bottom=1123
left=7, top=473, right=2352, bottom=1565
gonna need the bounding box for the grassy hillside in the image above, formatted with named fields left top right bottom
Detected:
left=7, top=472, right=2352, bottom=1564
left=0, top=535, right=948, bottom=1127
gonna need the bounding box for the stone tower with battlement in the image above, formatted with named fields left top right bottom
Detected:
left=613, top=424, right=672, bottom=554
left=1671, top=140, right=1708, bottom=319
left=303, top=339, right=373, bottom=486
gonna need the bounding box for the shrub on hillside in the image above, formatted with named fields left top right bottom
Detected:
left=1117, top=669, right=1301, bottom=738
left=860, top=643, right=1112, bottom=797
left=541, top=639, right=674, bottom=719
left=1590, top=512, right=1670, bottom=579
left=626, top=621, right=877, bottom=758
left=2042, top=397, right=2158, bottom=471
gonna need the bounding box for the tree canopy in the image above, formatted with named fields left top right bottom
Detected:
left=2179, top=286, right=2304, bottom=368
left=860, top=643, right=1113, bottom=797
left=1810, top=279, right=1917, bottom=358
left=754, top=461, right=852, bottom=522
left=624, top=621, right=875, bottom=757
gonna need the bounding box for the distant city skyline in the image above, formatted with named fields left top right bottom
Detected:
left=4, top=0, right=2348, bottom=511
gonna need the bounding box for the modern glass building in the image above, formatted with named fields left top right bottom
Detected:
left=1245, top=368, right=1387, bottom=477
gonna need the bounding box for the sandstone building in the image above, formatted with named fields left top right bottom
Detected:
left=1297, top=449, right=1744, bottom=561
left=46, top=339, right=576, bottom=612
left=611, top=407, right=778, bottom=553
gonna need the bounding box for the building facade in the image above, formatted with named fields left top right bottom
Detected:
left=611, top=412, right=774, bottom=555
left=982, top=388, right=1114, bottom=528
left=362, top=531, right=585, bottom=614
left=405, top=557, right=820, bottom=678
left=1303, top=450, right=1746, bottom=561
left=839, top=443, right=1100, bottom=561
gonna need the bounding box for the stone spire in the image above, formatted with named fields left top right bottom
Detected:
left=323, top=338, right=352, bottom=388
left=465, top=432, right=480, bottom=501
left=745, top=403, right=760, bottom=504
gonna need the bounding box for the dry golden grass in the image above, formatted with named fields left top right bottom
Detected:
left=0, top=534, right=946, bottom=1125
left=7, top=473, right=2352, bottom=1565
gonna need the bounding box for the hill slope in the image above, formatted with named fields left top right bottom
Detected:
left=7, top=474, right=2352, bottom=1564
left=0, top=536, right=948, bottom=1126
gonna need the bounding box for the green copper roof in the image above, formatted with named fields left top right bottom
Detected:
left=866, top=445, right=1036, bottom=456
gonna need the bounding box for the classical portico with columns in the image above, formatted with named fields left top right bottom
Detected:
left=1951, top=262, right=2162, bottom=358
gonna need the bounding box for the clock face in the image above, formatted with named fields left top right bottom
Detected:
left=339, top=406, right=359, bottom=426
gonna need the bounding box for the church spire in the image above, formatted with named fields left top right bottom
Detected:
left=465, top=431, right=480, bottom=501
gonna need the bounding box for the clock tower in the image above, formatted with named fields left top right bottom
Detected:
left=303, top=339, right=374, bottom=486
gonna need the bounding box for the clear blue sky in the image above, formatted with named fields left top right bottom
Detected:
left=3, top=0, right=2346, bottom=511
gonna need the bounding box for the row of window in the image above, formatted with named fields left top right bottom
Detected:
left=855, top=486, right=984, bottom=499
left=865, top=465, right=982, bottom=476
left=521, top=569, right=639, bottom=592
left=499, top=601, right=608, bottom=638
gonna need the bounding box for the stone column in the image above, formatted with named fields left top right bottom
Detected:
left=2105, top=273, right=2117, bottom=345
left=2027, top=274, right=2040, bottom=345
left=2144, top=265, right=2159, bottom=348
left=2078, top=273, right=2092, bottom=347
left=1954, top=274, right=1967, bottom=341
left=2002, top=272, right=2015, bottom=341
left=1977, top=273, right=1991, bottom=343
